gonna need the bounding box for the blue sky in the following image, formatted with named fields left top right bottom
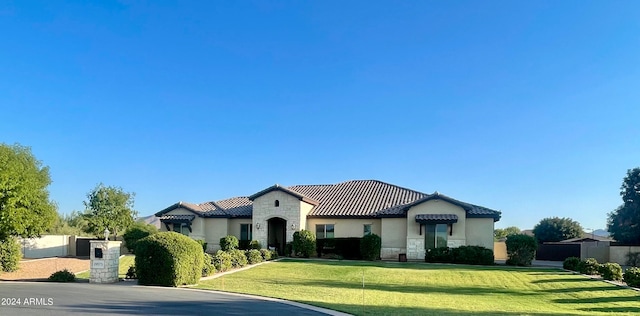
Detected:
left=1, top=1, right=639, bottom=231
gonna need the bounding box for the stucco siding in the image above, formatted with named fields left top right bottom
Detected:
left=159, top=208, right=206, bottom=241
left=465, top=218, right=495, bottom=250
left=381, top=218, right=407, bottom=259
left=228, top=218, right=253, bottom=240
left=306, top=218, right=381, bottom=238
left=406, top=200, right=467, bottom=259
left=205, top=218, right=228, bottom=252
left=252, top=191, right=302, bottom=248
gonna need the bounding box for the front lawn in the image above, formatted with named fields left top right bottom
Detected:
left=195, top=259, right=640, bottom=316
left=75, top=255, right=135, bottom=280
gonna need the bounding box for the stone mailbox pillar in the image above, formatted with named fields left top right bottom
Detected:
left=89, top=240, right=121, bottom=283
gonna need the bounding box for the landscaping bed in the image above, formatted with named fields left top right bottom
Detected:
left=0, top=257, right=89, bottom=281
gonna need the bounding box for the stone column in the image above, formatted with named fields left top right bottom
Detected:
left=89, top=240, right=122, bottom=283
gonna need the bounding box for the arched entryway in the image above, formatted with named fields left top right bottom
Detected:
left=267, top=217, right=286, bottom=255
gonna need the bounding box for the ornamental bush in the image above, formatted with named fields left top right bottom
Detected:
left=228, top=249, right=248, bottom=268
left=270, top=249, right=279, bottom=260
left=202, top=253, right=215, bottom=277
left=126, top=265, right=137, bottom=279
left=246, top=249, right=263, bottom=264
left=360, top=234, right=382, bottom=261
left=220, top=235, right=239, bottom=251
left=563, top=257, right=581, bottom=271
left=249, top=240, right=261, bottom=250
left=578, top=258, right=600, bottom=275
left=599, top=262, right=623, bottom=281
left=623, top=267, right=640, bottom=288
left=123, top=222, right=158, bottom=254
left=452, top=246, right=494, bottom=265
left=212, top=250, right=232, bottom=272
left=425, top=247, right=453, bottom=263
left=505, top=234, right=537, bottom=266
left=293, top=230, right=316, bottom=258
left=135, top=232, right=204, bottom=287
left=48, top=269, right=76, bottom=282
left=260, top=249, right=272, bottom=261
left=0, top=237, right=22, bottom=272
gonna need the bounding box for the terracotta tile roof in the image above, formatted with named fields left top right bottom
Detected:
left=288, top=180, right=427, bottom=218
left=158, top=214, right=196, bottom=222
left=156, top=180, right=501, bottom=221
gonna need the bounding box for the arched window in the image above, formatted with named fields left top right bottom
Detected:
left=275, top=200, right=280, bottom=207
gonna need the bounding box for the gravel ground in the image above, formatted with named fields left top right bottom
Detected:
left=0, top=257, right=90, bottom=281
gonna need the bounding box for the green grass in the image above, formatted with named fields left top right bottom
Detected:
left=75, top=255, right=135, bottom=280
left=194, top=259, right=640, bottom=316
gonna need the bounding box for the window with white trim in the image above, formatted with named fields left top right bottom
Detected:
left=315, top=224, right=334, bottom=239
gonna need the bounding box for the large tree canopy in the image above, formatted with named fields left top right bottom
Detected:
left=0, top=144, right=56, bottom=240
left=494, top=226, right=521, bottom=241
left=83, top=184, right=137, bottom=239
left=532, top=217, right=583, bottom=243
left=607, top=167, right=640, bottom=244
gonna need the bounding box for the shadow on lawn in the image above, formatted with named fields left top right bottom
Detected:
left=578, top=307, right=640, bottom=313
left=299, top=301, right=586, bottom=316
left=540, top=285, right=624, bottom=293
left=264, top=277, right=538, bottom=297
left=531, top=277, right=595, bottom=284
left=554, top=295, right=640, bottom=304
left=281, top=258, right=561, bottom=273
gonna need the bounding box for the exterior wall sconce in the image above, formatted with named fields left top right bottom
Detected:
left=104, top=228, right=110, bottom=241
left=256, top=223, right=261, bottom=230
left=290, top=223, right=296, bottom=230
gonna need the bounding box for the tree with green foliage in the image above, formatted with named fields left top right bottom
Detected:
left=293, top=229, right=315, bottom=258
left=494, top=226, right=521, bottom=241
left=532, top=217, right=583, bottom=243
left=607, top=167, right=640, bottom=244
left=0, top=143, right=57, bottom=241
left=83, top=184, right=137, bottom=239
left=505, top=234, right=537, bottom=266
left=123, top=221, right=158, bottom=253
left=46, top=211, right=90, bottom=236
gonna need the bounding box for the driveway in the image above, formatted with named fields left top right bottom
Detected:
left=0, top=282, right=345, bottom=315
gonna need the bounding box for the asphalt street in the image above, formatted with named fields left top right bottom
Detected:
left=0, top=282, right=336, bottom=315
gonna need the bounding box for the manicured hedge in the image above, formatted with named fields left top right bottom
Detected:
left=0, top=237, right=21, bottom=272
left=202, top=253, right=215, bottom=277
left=505, top=234, right=537, bottom=266
left=317, top=238, right=362, bottom=259
left=260, top=249, right=272, bottom=261
left=578, top=258, right=600, bottom=275
left=246, top=249, right=263, bottom=264
left=228, top=249, right=248, bottom=268
left=220, top=235, right=239, bottom=251
left=425, top=246, right=494, bottom=265
left=122, top=222, right=158, bottom=254
left=212, top=250, right=232, bottom=272
left=360, top=234, right=382, bottom=261
left=135, top=232, right=204, bottom=287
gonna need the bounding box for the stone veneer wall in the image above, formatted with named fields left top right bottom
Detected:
left=89, top=240, right=121, bottom=283
left=251, top=191, right=304, bottom=248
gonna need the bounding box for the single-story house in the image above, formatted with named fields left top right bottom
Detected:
left=155, top=180, right=501, bottom=260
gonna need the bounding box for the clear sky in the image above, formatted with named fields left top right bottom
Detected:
left=1, top=1, right=639, bottom=231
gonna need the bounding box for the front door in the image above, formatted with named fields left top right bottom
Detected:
left=267, top=217, right=286, bottom=255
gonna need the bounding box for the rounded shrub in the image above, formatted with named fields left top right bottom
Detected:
left=270, top=249, right=279, bottom=260
left=623, top=267, right=640, bottom=288
left=212, top=250, right=232, bottom=272
left=260, top=249, right=272, bottom=261
left=246, top=249, right=263, bottom=264
left=220, top=235, right=239, bottom=251
left=360, top=234, right=382, bottom=261
left=599, top=262, right=623, bottom=281
left=578, top=258, right=600, bottom=275
left=228, top=249, right=248, bottom=268
left=135, top=232, right=204, bottom=287
left=123, top=222, right=158, bottom=254
left=0, top=237, right=22, bottom=272
left=293, top=230, right=316, bottom=258
left=48, top=269, right=76, bottom=282
left=505, top=234, right=537, bottom=266
left=563, top=257, right=581, bottom=271
left=202, top=253, right=215, bottom=277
